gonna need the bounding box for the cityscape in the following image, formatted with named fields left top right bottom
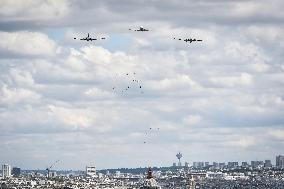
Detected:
left=1, top=154, right=284, bottom=188
left=1, top=0, right=284, bottom=188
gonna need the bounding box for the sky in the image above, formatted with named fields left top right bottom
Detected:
left=0, top=0, right=284, bottom=170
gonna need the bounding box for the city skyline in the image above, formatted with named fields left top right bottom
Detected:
left=2, top=154, right=284, bottom=174
left=0, top=0, right=284, bottom=170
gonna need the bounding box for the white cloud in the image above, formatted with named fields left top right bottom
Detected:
left=0, top=0, right=70, bottom=21
left=209, top=73, right=253, bottom=87
left=269, top=129, right=284, bottom=141
left=0, top=84, right=40, bottom=106
left=182, top=115, right=202, bottom=126
left=227, top=136, right=259, bottom=148
left=148, top=75, right=200, bottom=92
left=0, top=31, right=57, bottom=57
left=47, top=105, right=94, bottom=129
left=84, top=87, right=114, bottom=99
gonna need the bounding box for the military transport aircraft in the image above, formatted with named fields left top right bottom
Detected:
left=184, top=38, right=202, bottom=43
left=129, top=26, right=149, bottom=31
left=174, top=37, right=202, bottom=43
left=74, top=33, right=106, bottom=41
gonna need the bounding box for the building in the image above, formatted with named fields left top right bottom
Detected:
left=251, top=161, right=264, bottom=169
left=185, top=162, right=189, bottom=168
left=276, top=155, right=284, bottom=168
left=228, top=162, right=238, bottom=169
left=115, top=171, right=121, bottom=178
left=12, top=167, right=21, bottom=177
left=206, top=172, right=225, bottom=179
left=2, top=164, right=11, bottom=178
left=205, top=162, right=210, bottom=167
left=48, top=171, right=57, bottom=178
left=86, top=166, right=96, bottom=177
left=193, top=162, right=204, bottom=168
left=141, top=167, right=161, bottom=189
left=172, top=163, right=177, bottom=167
left=219, top=163, right=226, bottom=169
left=264, top=160, right=272, bottom=168
left=241, top=162, right=249, bottom=167
left=212, top=162, right=218, bottom=167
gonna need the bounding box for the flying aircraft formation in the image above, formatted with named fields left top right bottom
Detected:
left=73, top=33, right=106, bottom=41
left=72, top=26, right=203, bottom=144
left=174, top=37, right=203, bottom=43
left=74, top=27, right=203, bottom=46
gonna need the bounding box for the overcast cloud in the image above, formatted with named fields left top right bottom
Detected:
left=0, top=0, right=284, bottom=170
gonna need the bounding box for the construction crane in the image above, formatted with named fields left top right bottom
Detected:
left=46, top=160, right=60, bottom=178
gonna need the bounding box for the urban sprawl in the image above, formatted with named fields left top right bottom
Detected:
left=1, top=154, right=284, bottom=189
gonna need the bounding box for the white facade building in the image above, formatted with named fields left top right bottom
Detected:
left=86, top=166, right=96, bottom=177
left=2, top=164, right=11, bottom=178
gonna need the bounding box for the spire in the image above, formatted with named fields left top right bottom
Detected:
left=147, top=167, right=153, bottom=179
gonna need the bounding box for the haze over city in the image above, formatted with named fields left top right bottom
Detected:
left=0, top=0, right=284, bottom=171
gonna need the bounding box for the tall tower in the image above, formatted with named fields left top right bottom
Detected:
left=2, top=164, right=11, bottom=179
left=176, top=152, right=183, bottom=167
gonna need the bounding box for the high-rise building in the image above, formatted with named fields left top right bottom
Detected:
left=12, top=167, right=21, bottom=177
left=185, top=162, right=189, bottom=168
left=205, top=162, right=210, bottom=167
left=172, top=163, right=177, bottom=167
left=193, top=162, right=204, bottom=168
left=86, top=166, right=96, bottom=177
left=264, top=160, right=272, bottom=168
left=212, top=162, right=218, bottom=167
left=2, top=164, right=11, bottom=178
left=218, top=163, right=226, bottom=169
left=241, top=162, right=248, bottom=167
left=228, top=162, right=238, bottom=169
left=48, top=171, right=57, bottom=178
left=276, top=155, right=284, bottom=168
left=251, top=161, right=264, bottom=169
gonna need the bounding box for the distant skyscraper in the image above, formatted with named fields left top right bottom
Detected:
left=212, top=162, right=219, bottom=169
left=241, top=162, right=248, bottom=167
left=205, top=162, right=210, bottom=167
left=185, top=162, right=189, bottom=168
left=228, top=162, right=238, bottom=169
left=276, top=155, right=284, bottom=168
left=12, top=167, right=21, bottom=177
left=172, top=163, right=177, bottom=167
left=48, top=171, right=57, bottom=178
left=193, top=162, right=204, bottom=168
left=218, top=163, right=226, bottom=169
left=2, top=164, right=11, bottom=178
left=264, top=160, right=272, bottom=168
left=251, top=161, right=264, bottom=169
